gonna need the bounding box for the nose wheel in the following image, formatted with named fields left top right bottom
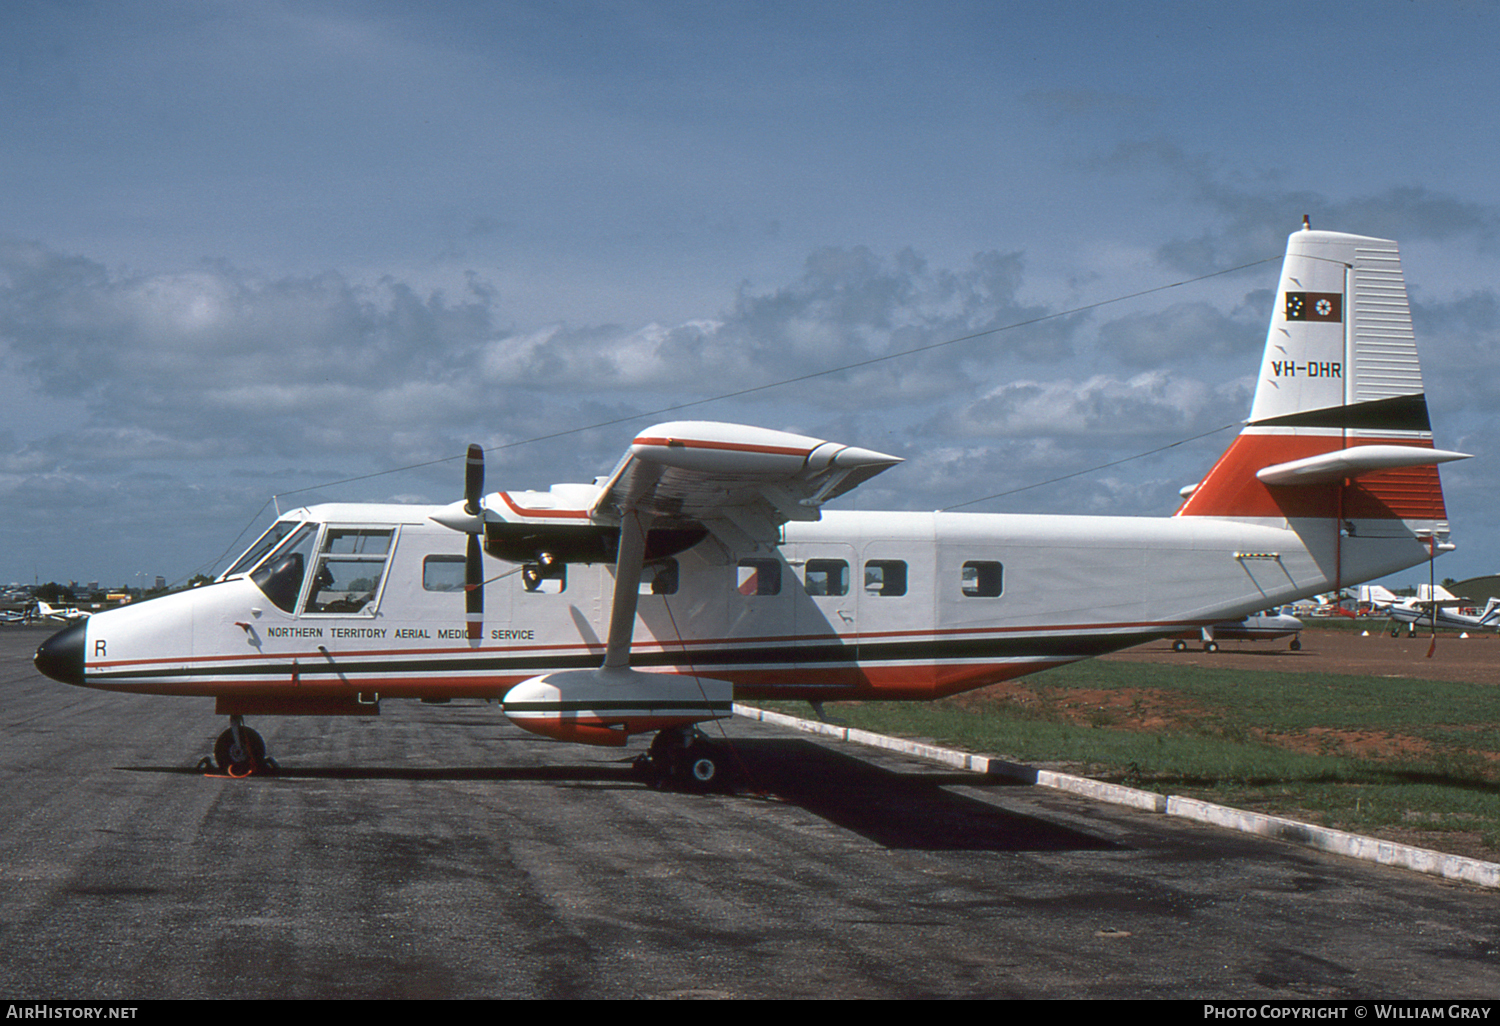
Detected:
left=208, top=717, right=277, bottom=777
left=634, top=726, right=735, bottom=793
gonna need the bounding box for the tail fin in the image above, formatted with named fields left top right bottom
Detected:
left=1177, top=224, right=1468, bottom=541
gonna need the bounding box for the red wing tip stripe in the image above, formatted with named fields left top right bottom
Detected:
left=632, top=436, right=811, bottom=457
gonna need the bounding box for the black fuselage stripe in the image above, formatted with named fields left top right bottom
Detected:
left=84, top=631, right=1167, bottom=683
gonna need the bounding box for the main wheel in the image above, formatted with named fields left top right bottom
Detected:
left=1171, top=640, right=1188, bottom=652
left=682, top=739, right=736, bottom=793
left=1204, top=641, right=1219, bottom=653
left=214, top=726, right=267, bottom=776
left=684, top=745, right=721, bottom=791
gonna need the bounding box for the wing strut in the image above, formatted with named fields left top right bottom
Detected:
left=603, top=511, right=650, bottom=669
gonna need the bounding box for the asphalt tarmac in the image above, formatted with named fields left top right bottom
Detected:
left=3, top=624, right=1498, bottom=999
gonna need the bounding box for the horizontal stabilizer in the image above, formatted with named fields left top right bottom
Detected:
left=1255, top=445, right=1471, bottom=486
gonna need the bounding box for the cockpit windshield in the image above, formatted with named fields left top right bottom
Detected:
left=222, top=518, right=309, bottom=580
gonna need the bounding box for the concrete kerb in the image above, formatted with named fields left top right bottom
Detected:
left=733, top=703, right=1500, bottom=890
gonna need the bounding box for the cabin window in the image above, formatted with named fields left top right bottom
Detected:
left=737, top=559, right=781, bottom=596
left=304, top=528, right=394, bottom=615
left=423, top=555, right=467, bottom=592
left=640, top=559, right=679, bottom=596
left=804, top=559, right=849, bottom=597
left=961, top=560, right=1003, bottom=598
left=864, top=560, right=907, bottom=597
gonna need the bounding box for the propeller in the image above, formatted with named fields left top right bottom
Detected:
left=464, top=444, right=485, bottom=640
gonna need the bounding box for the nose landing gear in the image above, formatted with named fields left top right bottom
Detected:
left=204, top=716, right=278, bottom=777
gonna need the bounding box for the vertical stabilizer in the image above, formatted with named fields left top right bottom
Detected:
left=1247, top=229, right=1426, bottom=427
left=1178, top=225, right=1460, bottom=543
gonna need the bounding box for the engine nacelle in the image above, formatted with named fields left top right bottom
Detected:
left=502, top=667, right=734, bottom=747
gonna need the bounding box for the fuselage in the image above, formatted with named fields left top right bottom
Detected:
left=36, top=499, right=1430, bottom=709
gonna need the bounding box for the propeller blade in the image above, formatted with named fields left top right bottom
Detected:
left=466, top=532, right=483, bottom=640
left=464, top=443, right=485, bottom=516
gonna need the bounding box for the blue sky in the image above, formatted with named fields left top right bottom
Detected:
left=3, top=0, right=1499, bottom=590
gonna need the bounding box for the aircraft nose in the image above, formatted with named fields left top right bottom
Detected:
left=35, top=621, right=87, bottom=686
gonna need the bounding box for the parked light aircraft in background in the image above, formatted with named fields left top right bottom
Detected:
left=34, top=601, right=89, bottom=624
left=1357, top=584, right=1401, bottom=615
left=1385, top=584, right=1500, bottom=636
left=35, top=225, right=1472, bottom=786
left=1169, top=610, right=1304, bottom=653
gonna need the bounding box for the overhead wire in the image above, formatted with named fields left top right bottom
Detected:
left=276, top=254, right=1279, bottom=492
left=940, top=420, right=1240, bottom=512
left=199, top=253, right=1278, bottom=576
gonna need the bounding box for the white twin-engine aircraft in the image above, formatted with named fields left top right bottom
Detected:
left=35, top=225, right=1471, bottom=787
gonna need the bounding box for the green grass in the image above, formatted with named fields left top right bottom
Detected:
left=758, top=645, right=1500, bottom=856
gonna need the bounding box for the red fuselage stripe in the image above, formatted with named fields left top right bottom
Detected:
left=82, top=617, right=1217, bottom=671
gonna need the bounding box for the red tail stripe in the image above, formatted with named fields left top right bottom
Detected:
left=1179, top=434, right=1445, bottom=519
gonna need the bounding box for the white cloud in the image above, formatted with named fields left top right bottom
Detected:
left=0, top=241, right=506, bottom=457
left=1096, top=300, right=1263, bottom=367
left=934, top=371, right=1248, bottom=442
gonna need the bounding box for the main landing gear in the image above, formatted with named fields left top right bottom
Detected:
left=1170, top=636, right=1218, bottom=654
left=201, top=715, right=278, bottom=777
left=633, top=726, right=736, bottom=793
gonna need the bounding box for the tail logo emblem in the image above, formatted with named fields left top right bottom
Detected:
left=1285, top=291, right=1343, bottom=322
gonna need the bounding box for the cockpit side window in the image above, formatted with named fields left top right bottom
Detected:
left=252, top=553, right=306, bottom=613
left=304, top=527, right=396, bottom=615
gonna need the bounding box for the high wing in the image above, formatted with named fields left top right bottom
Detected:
left=587, top=421, right=901, bottom=667
left=591, top=421, right=904, bottom=546
left=432, top=421, right=902, bottom=551
left=429, top=421, right=903, bottom=759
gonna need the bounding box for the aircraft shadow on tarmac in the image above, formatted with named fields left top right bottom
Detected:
left=724, top=738, right=1118, bottom=852
left=124, top=736, right=1118, bottom=854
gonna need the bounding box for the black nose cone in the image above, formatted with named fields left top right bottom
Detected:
left=35, top=621, right=87, bottom=686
